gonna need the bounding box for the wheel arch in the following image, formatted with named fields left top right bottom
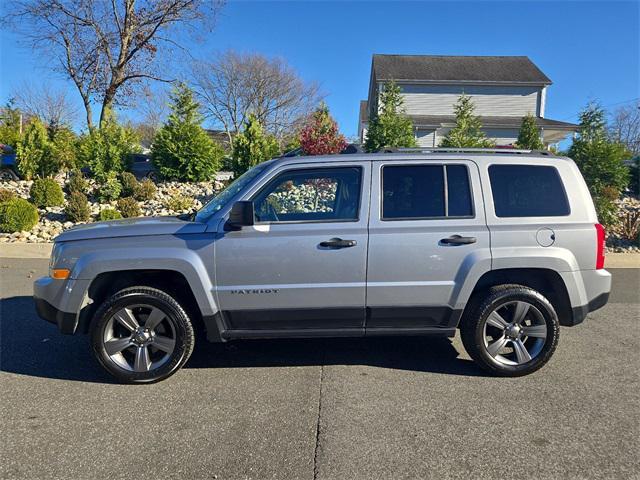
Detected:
left=460, top=268, right=575, bottom=327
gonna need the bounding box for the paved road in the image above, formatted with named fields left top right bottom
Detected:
left=1, top=259, right=639, bottom=480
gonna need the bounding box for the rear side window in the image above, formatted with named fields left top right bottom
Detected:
left=382, top=164, right=473, bottom=220
left=489, top=165, right=569, bottom=217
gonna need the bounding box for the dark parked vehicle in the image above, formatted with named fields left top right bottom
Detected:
left=1, top=144, right=20, bottom=180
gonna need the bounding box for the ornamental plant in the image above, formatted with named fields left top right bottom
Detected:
left=120, top=172, right=139, bottom=197
left=299, top=104, right=347, bottom=156
left=164, top=193, right=194, bottom=212
left=0, top=188, right=16, bottom=203
left=116, top=197, right=141, bottom=218
left=77, top=110, right=139, bottom=182
left=16, top=118, right=60, bottom=179
left=97, top=208, right=123, bottom=221
left=67, top=170, right=89, bottom=195
left=134, top=179, right=157, bottom=201
left=440, top=94, right=495, bottom=148
left=516, top=113, right=544, bottom=150
left=152, top=83, right=223, bottom=182
left=364, top=80, right=417, bottom=152
left=29, top=178, right=65, bottom=208
left=568, top=103, right=630, bottom=227
left=64, top=191, right=91, bottom=222
left=98, top=172, right=123, bottom=202
left=231, top=114, right=279, bottom=177
left=0, top=197, right=39, bottom=232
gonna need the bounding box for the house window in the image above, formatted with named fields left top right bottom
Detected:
left=489, top=165, right=570, bottom=217
left=382, top=164, right=473, bottom=220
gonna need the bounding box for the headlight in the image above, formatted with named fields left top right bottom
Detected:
left=48, top=242, right=73, bottom=279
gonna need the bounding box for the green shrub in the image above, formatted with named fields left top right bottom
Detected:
left=99, top=172, right=123, bottom=202
left=164, top=194, right=193, bottom=212
left=67, top=171, right=88, bottom=195
left=0, top=188, right=16, bottom=203
left=134, top=178, right=156, bottom=201
left=0, top=198, right=39, bottom=232
left=64, top=191, right=91, bottom=222
left=29, top=178, right=65, bottom=208
left=120, top=172, right=139, bottom=197
left=16, top=118, right=61, bottom=180
left=97, top=208, right=123, bottom=221
left=116, top=197, right=141, bottom=218
left=151, top=83, right=223, bottom=181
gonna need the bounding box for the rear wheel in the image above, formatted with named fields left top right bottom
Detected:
left=90, top=287, right=194, bottom=383
left=460, top=285, right=559, bottom=376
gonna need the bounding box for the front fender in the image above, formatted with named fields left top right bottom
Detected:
left=71, top=245, right=218, bottom=318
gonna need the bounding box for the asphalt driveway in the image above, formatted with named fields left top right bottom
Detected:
left=1, top=258, right=638, bottom=479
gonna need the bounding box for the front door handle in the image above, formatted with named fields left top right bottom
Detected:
left=440, top=235, right=477, bottom=245
left=319, top=238, right=357, bottom=249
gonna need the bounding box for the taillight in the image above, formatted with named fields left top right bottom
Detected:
left=595, top=223, right=605, bottom=269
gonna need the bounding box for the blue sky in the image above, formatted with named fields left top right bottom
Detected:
left=1, top=0, right=638, bottom=138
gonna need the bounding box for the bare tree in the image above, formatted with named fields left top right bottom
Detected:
left=12, top=0, right=224, bottom=131
left=129, top=83, right=170, bottom=147
left=12, top=83, right=78, bottom=130
left=610, top=101, right=640, bottom=155
left=190, top=51, right=322, bottom=147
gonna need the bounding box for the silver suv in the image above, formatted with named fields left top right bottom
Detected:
left=34, top=148, right=612, bottom=383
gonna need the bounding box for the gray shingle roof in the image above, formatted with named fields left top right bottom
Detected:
left=373, top=55, right=552, bottom=85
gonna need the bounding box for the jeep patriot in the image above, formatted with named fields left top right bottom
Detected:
left=34, top=148, right=612, bottom=383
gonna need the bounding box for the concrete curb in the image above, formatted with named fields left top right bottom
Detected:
left=1, top=242, right=639, bottom=268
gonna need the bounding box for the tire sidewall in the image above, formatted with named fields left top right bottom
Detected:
left=472, top=289, right=559, bottom=376
left=91, top=289, right=193, bottom=383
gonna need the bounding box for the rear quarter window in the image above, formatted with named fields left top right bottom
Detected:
left=489, top=164, right=570, bottom=217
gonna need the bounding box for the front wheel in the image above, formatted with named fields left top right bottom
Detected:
left=460, top=285, right=560, bottom=376
left=90, top=287, right=195, bottom=383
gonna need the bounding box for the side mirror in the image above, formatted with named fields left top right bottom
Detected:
left=224, top=201, right=255, bottom=231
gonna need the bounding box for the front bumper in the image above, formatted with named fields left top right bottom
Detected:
left=34, top=296, right=79, bottom=334
left=33, top=276, right=91, bottom=335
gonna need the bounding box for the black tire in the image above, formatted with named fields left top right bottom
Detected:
left=460, top=284, right=560, bottom=377
left=90, top=287, right=195, bottom=384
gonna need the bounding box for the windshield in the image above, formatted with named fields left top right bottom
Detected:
left=194, top=162, right=271, bottom=222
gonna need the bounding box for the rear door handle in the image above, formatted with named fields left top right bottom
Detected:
left=319, top=238, right=357, bottom=249
left=440, top=235, right=477, bottom=245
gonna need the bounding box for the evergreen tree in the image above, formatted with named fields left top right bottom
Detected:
left=78, top=109, right=139, bottom=182
left=516, top=113, right=544, bottom=150
left=231, top=114, right=279, bottom=177
left=152, top=83, right=223, bottom=182
left=16, top=118, right=56, bottom=179
left=299, top=104, right=347, bottom=155
left=0, top=100, right=24, bottom=148
left=440, top=94, right=494, bottom=148
left=364, top=81, right=416, bottom=152
left=568, top=103, right=629, bottom=227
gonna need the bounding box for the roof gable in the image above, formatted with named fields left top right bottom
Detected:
left=372, top=55, right=552, bottom=85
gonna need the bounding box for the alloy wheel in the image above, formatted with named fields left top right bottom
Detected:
left=482, top=300, right=548, bottom=366
left=102, top=304, right=177, bottom=372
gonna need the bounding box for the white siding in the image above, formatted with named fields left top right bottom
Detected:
left=431, top=127, right=519, bottom=147
left=398, top=84, right=540, bottom=117
left=416, top=129, right=436, bottom=147
left=482, top=128, right=519, bottom=146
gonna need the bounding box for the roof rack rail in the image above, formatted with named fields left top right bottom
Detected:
left=379, top=147, right=553, bottom=156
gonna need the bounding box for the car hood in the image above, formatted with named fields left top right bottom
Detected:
left=55, top=216, right=209, bottom=242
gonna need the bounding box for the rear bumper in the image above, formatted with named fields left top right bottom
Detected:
left=566, top=269, right=612, bottom=326
left=571, top=292, right=610, bottom=326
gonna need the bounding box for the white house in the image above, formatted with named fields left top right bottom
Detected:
left=358, top=55, right=577, bottom=148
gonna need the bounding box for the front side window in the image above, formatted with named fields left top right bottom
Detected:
left=489, top=165, right=570, bottom=217
left=252, top=167, right=362, bottom=223
left=382, top=164, right=473, bottom=220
